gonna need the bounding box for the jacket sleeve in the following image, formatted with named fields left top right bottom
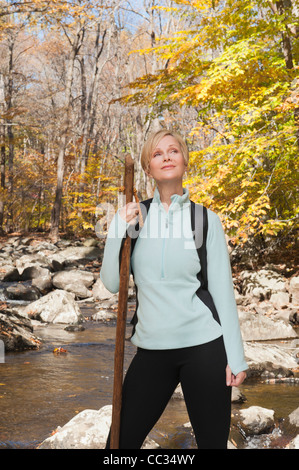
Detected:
left=100, top=211, right=129, bottom=294
left=206, top=210, right=248, bottom=376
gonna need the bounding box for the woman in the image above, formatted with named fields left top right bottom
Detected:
left=100, top=129, right=248, bottom=449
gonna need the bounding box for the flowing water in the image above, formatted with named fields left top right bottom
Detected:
left=0, top=302, right=298, bottom=449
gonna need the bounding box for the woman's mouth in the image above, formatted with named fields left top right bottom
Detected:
left=162, top=165, right=175, bottom=170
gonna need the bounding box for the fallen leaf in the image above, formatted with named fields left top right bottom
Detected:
left=53, top=347, right=68, bottom=354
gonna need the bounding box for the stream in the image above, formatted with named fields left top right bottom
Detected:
left=0, top=302, right=298, bottom=450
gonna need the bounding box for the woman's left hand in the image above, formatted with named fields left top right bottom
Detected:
left=226, top=365, right=247, bottom=387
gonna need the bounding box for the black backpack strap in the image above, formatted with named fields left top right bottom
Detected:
left=190, top=201, right=207, bottom=289
left=118, top=197, right=153, bottom=268
left=130, top=198, right=153, bottom=255
left=190, top=201, right=221, bottom=325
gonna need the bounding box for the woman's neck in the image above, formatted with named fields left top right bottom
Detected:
left=156, top=181, right=184, bottom=209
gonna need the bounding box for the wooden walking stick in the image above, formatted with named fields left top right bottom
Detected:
left=110, top=154, right=134, bottom=449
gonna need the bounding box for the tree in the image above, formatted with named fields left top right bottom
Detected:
left=49, top=21, right=84, bottom=241
left=120, top=0, right=299, bottom=248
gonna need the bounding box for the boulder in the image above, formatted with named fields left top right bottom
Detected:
left=52, top=270, right=95, bottom=299
left=39, top=405, right=159, bottom=449
left=244, top=341, right=298, bottom=377
left=0, top=265, right=21, bottom=282
left=269, top=291, right=290, bottom=309
left=92, top=278, right=116, bottom=301
left=55, top=246, right=101, bottom=264
left=289, top=407, right=299, bottom=428
left=231, top=387, right=246, bottom=403
left=241, top=269, right=287, bottom=301
left=0, top=307, right=41, bottom=351
left=39, top=406, right=112, bottom=449
left=52, top=269, right=94, bottom=299
left=15, top=253, right=51, bottom=273
left=289, top=277, right=299, bottom=305
left=19, top=265, right=51, bottom=281
left=22, top=289, right=84, bottom=324
left=4, top=283, right=41, bottom=301
left=232, top=406, right=275, bottom=436
left=92, top=309, right=117, bottom=322
left=239, top=310, right=297, bottom=341
left=287, top=435, right=299, bottom=449
left=52, top=270, right=95, bottom=289
left=82, top=238, right=99, bottom=247
left=32, top=273, right=53, bottom=294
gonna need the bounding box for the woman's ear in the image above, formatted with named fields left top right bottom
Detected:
left=145, top=165, right=152, bottom=178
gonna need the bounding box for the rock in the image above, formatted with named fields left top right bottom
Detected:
left=63, top=282, right=91, bottom=299
left=289, top=407, right=299, bottom=428
left=52, top=270, right=95, bottom=289
left=232, top=406, right=275, bottom=436
left=19, top=265, right=51, bottom=281
left=31, top=241, right=57, bottom=251
left=4, top=283, right=41, bottom=301
left=241, top=270, right=286, bottom=301
left=50, top=258, right=65, bottom=272
left=231, top=387, right=246, bottom=403
left=289, top=277, right=299, bottom=305
left=15, top=253, right=51, bottom=273
left=22, top=289, right=84, bottom=324
left=56, top=246, right=102, bottom=264
left=269, top=291, right=290, bottom=309
left=32, top=273, right=53, bottom=294
left=39, top=406, right=112, bottom=449
left=244, top=341, right=298, bottom=377
left=239, top=310, right=297, bottom=341
left=289, top=309, right=299, bottom=325
left=234, top=289, right=245, bottom=305
left=92, top=310, right=117, bottom=322
left=274, top=308, right=299, bottom=326
left=37, top=244, right=101, bottom=271
left=82, top=238, right=99, bottom=247
left=0, top=307, right=41, bottom=351
left=287, top=434, right=299, bottom=449
left=64, top=324, right=85, bottom=332
left=92, top=278, right=116, bottom=301
left=0, top=265, right=21, bottom=282
left=39, top=405, right=159, bottom=449
left=52, top=270, right=95, bottom=299
left=172, top=383, right=184, bottom=400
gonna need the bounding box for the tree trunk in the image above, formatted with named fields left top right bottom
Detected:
left=0, top=74, right=5, bottom=233
left=6, top=33, right=15, bottom=231
left=276, top=1, right=294, bottom=69
left=272, top=1, right=299, bottom=149
left=50, top=26, right=84, bottom=241
left=77, top=26, right=107, bottom=216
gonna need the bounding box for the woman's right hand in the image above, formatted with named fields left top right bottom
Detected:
left=119, top=202, right=140, bottom=226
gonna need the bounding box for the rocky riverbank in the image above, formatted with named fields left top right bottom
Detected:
left=0, top=234, right=298, bottom=449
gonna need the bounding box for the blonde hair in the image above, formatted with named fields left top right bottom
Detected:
left=141, top=129, right=189, bottom=172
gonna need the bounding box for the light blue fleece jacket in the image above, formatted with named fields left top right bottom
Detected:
left=100, top=188, right=248, bottom=375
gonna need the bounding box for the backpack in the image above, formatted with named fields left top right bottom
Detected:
left=120, top=198, right=220, bottom=336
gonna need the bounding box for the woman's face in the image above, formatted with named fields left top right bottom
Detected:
left=147, top=135, right=187, bottom=184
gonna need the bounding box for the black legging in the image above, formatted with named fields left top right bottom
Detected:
left=106, top=336, right=232, bottom=449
